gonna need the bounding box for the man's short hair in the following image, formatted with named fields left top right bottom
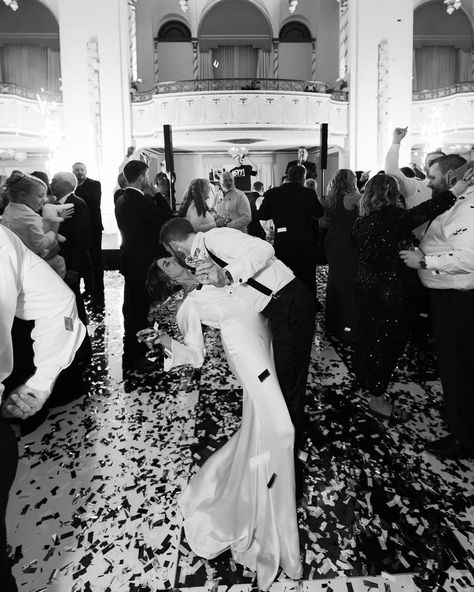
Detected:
left=252, top=181, right=264, bottom=192
left=124, top=160, right=148, bottom=183
left=160, top=217, right=194, bottom=245
left=288, top=164, right=306, bottom=183
left=431, top=154, right=466, bottom=175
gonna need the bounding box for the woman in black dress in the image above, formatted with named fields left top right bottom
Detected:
left=324, top=169, right=360, bottom=341
left=352, top=174, right=455, bottom=419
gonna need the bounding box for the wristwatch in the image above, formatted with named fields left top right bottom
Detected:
left=419, top=257, right=427, bottom=270
left=224, top=269, right=233, bottom=286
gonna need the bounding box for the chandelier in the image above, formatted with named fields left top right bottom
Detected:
left=288, top=0, right=298, bottom=13
left=444, top=0, right=462, bottom=14
left=179, top=0, right=188, bottom=12
left=2, top=0, right=19, bottom=9
left=227, top=146, right=248, bottom=159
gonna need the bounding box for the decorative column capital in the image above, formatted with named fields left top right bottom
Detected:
left=191, top=37, right=199, bottom=52
left=272, top=38, right=279, bottom=50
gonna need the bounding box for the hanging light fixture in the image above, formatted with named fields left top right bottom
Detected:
left=288, top=0, right=298, bottom=13
left=444, top=0, right=462, bottom=14
left=2, top=0, right=19, bottom=10
left=179, top=0, right=188, bottom=13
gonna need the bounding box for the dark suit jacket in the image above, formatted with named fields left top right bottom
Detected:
left=75, top=177, right=103, bottom=231
left=115, top=188, right=172, bottom=278
left=59, top=194, right=91, bottom=274
left=258, top=182, right=324, bottom=252
left=246, top=191, right=265, bottom=240
left=285, top=159, right=317, bottom=179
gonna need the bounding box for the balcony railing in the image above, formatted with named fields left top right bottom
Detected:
left=0, top=82, right=62, bottom=102
left=413, top=81, right=474, bottom=101
left=132, top=78, right=349, bottom=102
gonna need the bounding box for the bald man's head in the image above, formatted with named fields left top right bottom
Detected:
left=51, top=171, right=78, bottom=198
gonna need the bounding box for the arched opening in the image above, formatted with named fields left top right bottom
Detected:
left=278, top=19, right=313, bottom=80
left=198, top=0, right=272, bottom=79
left=279, top=20, right=312, bottom=42
left=157, top=20, right=191, bottom=42
left=413, top=1, right=473, bottom=91
left=0, top=0, right=60, bottom=94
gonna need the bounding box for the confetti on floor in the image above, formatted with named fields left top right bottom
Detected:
left=5, top=269, right=474, bottom=592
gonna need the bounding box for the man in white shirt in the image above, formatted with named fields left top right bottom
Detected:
left=0, top=225, right=85, bottom=590
left=215, top=172, right=252, bottom=232
left=160, top=217, right=316, bottom=500
left=400, top=156, right=474, bottom=459
left=385, top=127, right=445, bottom=209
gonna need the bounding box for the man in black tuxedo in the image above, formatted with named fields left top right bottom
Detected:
left=73, top=162, right=104, bottom=307
left=285, top=146, right=317, bottom=180
left=258, top=165, right=324, bottom=300
left=115, top=160, right=172, bottom=372
left=50, top=171, right=92, bottom=372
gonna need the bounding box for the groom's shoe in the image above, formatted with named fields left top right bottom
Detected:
left=425, top=435, right=474, bottom=459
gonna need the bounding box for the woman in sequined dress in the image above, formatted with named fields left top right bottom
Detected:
left=352, top=174, right=455, bottom=419
left=145, top=257, right=302, bottom=591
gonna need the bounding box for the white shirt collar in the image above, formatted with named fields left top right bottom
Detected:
left=125, top=186, right=144, bottom=196
left=58, top=192, right=73, bottom=204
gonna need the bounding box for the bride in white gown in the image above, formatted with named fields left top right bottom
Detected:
left=146, top=256, right=302, bottom=591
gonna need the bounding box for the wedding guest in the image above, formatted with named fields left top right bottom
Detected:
left=400, top=157, right=474, bottom=458
left=1, top=172, right=67, bottom=277
left=323, top=169, right=360, bottom=341
left=352, top=174, right=456, bottom=420
left=215, top=171, right=251, bottom=232
left=229, top=153, right=257, bottom=192
left=285, top=146, right=317, bottom=180
left=115, top=160, right=172, bottom=372
left=245, top=180, right=266, bottom=240
left=178, top=178, right=217, bottom=232
left=160, top=217, right=315, bottom=499
left=146, top=256, right=302, bottom=591
left=258, top=164, right=323, bottom=299
left=73, top=162, right=104, bottom=307
left=50, top=172, right=91, bottom=324
left=0, top=225, right=85, bottom=592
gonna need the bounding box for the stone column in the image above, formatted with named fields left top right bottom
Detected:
left=154, top=39, right=159, bottom=87
left=272, top=38, right=279, bottom=79
left=58, top=0, right=132, bottom=233
left=128, top=0, right=138, bottom=83
left=311, top=38, right=317, bottom=81
left=338, top=0, right=349, bottom=81
left=192, top=38, right=199, bottom=81
left=347, top=0, right=413, bottom=170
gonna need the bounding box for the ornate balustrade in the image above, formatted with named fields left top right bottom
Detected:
left=132, top=78, right=348, bottom=102
left=0, top=82, right=61, bottom=102
left=413, top=81, right=474, bottom=101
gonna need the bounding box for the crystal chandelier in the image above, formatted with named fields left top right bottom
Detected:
left=288, top=0, right=298, bottom=13
left=2, top=0, right=19, bottom=10
left=444, top=0, right=462, bottom=14
left=179, top=0, right=188, bottom=12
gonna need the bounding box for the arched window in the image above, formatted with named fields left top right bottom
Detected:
left=413, top=1, right=473, bottom=91
left=157, top=20, right=191, bottom=42
left=279, top=21, right=312, bottom=42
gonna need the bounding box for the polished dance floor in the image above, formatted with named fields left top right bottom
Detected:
left=6, top=271, right=474, bottom=592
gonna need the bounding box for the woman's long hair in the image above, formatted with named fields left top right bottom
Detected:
left=325, top=169, right=357, bottom=215
left=359, top=174, right=400, bottom=217
left=178, top=178, right=211, bottom=217
left=145, top=258, right=182, bottom=303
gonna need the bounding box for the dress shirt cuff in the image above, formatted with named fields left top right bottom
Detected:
left=24, top=372, right=56, bottom=402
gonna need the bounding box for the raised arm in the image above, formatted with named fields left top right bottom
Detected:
left=385, top=127, right=420, bottom=201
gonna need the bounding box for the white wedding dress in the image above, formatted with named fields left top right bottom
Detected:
left=165, top=285, right=302, bottom=591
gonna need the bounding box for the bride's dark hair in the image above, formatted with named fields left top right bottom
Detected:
left=146, top=258, right=182, bottom=302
